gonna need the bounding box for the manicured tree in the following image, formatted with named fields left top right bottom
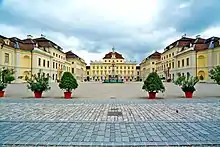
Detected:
left=59, top=72, right=78, bottom=98
left=210, top=66, right=220, bottom=85
left=142, top=72, right=165, bottom=99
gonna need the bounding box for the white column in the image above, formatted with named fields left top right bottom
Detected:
left=15, top=50, right=20, bottom=83
left=0, top=46, right=2, bottom=68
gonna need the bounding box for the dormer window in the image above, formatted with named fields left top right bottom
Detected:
left=4, top=40, right=10, bottom=45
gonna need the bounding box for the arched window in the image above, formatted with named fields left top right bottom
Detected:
left=187, top=72, right=190, bottom=78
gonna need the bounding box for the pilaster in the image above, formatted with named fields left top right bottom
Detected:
left=15, top=49, right=21, bottom=83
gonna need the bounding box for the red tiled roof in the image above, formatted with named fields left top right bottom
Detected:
left=103, top=51, right=124, bottom=59
left=165, top=37, right=195, bottom=50
left=194, top=43, right=208, bottom=51
left=66, top=51, right=79, bottom=58
left=33, top=37, right=63, bottom=52
left=147, top=51, right=161, bottom=59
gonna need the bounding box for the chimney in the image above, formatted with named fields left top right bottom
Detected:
left=27, top=35, right=33, bottom=39
left=196, top=35, right=201, bottom=38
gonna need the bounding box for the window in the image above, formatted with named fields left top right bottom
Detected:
left=52, top=74, right=54, bottom=80
left=128, top=67, right=130, bottom=69
left=101, top=66, right=103, bottom=69
left=182, top=59, right=184, bottom=67
left=72, top=62, right=74, bottom=64
left=72, top=68, right=74, bottom=73
left=59, top=55, right=60, bottom=58
left=97, top=66, right=99, bottom=69
left=109, top=67, right=111, bottom=69
left=116, top=60, right=118, bottom=62
left=132, top=66, right=134, bottom=69
left=87, top=71, right=89, bottom=75
left=4, top=53, right=9, bottom=63
left=43, top=59, right=46, bottom=67
left=56, top=54, right=58, bottom=57
left=38, top=58, right=41, bottom=66
left=56, top=63, right=58, bottom=69
left=172, top=52, right=174, bottom=56
left=109, top=60, right=110, bottom=62
left=178, top=61, right=180, bottom=68
left=169, top=63, right=171, bottom=68
left=53, top=62, right=55, bottom=68
left=172, top=62, right=174, bottom=68
left=105, top=66, right=107, bottom=69
left=47, top=61, right=50, bottom=68
left=124, top=66, right=126, bottom=69
left=120, top=66, right=122, bottom=69
left=152, top=68, right=155, bottom=72
left=169, top=54, right=171, bottom=57
left=152, top=62, right=154, bottom=64
left=53, top=53, right=55, bottom=56
left=93, top=66, right=95, bottom=69
left=186, top=58, right=189, bottom=66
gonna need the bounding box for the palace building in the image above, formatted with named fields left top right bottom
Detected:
left=87, top=48, right=140, bottom=81
left=140, top=35, right=220, bottom=82
left=0, top=35, right=86, bottom=83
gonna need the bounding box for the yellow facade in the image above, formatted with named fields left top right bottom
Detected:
left=140, top=58, right=159, bottom=80
left=66, top=57, right=86, bottom=82
left=87, top=48, right=138, bottom=81
left=0, top=35, right=86, bottom=83
left=141, top=36, right=220, bottom=82
left=140, top=51, right=161, bottom=80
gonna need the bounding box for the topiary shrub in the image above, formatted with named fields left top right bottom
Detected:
left=142, top=72, right=165, bottom=93
left=59, top=72, right=78, bottom=92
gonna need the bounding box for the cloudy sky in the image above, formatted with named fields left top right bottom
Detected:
left=1, top=0, right=220, bottom=64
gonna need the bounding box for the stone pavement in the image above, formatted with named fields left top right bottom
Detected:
left=0, top=98, right=220, bottom=146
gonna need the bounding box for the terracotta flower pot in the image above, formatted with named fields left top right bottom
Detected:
left=0, top=91, right=5, bottom=97
left=64, top=91, right=72, bottom=99
left=34, top=91, right=42, bottom=98
left=185, top=92, right=193, bottom=98
left=148, top=92, right=156, bottom=99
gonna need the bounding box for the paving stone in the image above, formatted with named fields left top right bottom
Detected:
left=0, top=98, right=220, bottom=146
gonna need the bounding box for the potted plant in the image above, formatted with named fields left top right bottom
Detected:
left=174, top=75, right=199, bottom=98
left=0, top=68, right=15, bottom=97
left=26, top=70, right=51, bottom=98
left=142, top=72, right=165, bottom=99
left=210, top=66, right=220, bottom=85
left=59, top=72, right=78, bottom=99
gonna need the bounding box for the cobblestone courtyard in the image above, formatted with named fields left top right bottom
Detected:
left=1, top=83, right=220, bottom=146
left=0, top=98, right=220, bottom=146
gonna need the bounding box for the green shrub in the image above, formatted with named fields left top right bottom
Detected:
left=210, top=66, right=220, bottom=85
left=174, top=75, right=199, bottom=92
left=0, top=68, right=15, bottom=91
left=26, top=70, right=51, bottom=92
left=142, top=72, right=165, bottom=93
left=59, top=72, right=78, bottom=92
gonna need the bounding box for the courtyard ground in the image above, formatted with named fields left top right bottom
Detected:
left=0, top=98, right=220, bottom=146
left=3, top=82, right=220, bottom=99
left=1, top=82, right=220, bottom=146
